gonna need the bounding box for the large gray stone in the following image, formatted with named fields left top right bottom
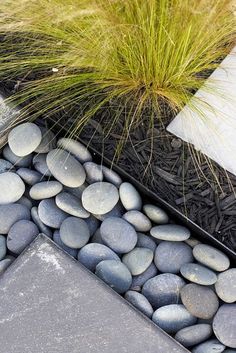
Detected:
left=150, top=224, right=190, bottom=242
left=119, top=182, right=142, bottom=211
left=131, top=262, right=158, bottom=291
left=29, top=181, right=63, bottom=200
left=102, top=166, right=122, bottom=187
left=175, top=324, right=212, bottom=348
left=215, top=268, right=236, bottom=303
left=33, top=154, right=51, bottom=176
left=7, top=220, right=39, bottom=255
left=0, top=172, right=25, bottom=204
left=0, top=203, right=30, bottom=234
left=3, top=145, right=33, bottom=167
left=17, top=168, right=43, bottom=185
left=193, top=244, right=230, bottom=272
left=213, top=304, right=236, bottom=348
left=180, top=263, right=217, bottom=286
left=192, top=339, right=225, bottom=353
left=60, top=217, right=90, bottom=249
left=143, top=204, right=169, bottom=224
left=57, top=138, right=92, bottom=163
left=123, top=210, right=152, bottom=232
left=55, top=192, right=90, bottom=218
left=84, top=161, right=103, bottom=184
left=31, top=207, right=52, bottom=238
left=38, top=198, right=67, bottom=228
left=122, top=247, right=154, bottom=276
left=124, top=291, right=153, bottom=318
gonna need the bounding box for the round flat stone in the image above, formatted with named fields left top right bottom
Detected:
left=0, top=159, right=14, bottom=174
left=119, top=182, right=142, bottom=211
left=8, top=122, right=42, bottom=156
left=175, top=324, right=212, bottom=347
left=215, top=268, right=236, bottom=303
left=136, top=233, right=156, bottom=252
left=192, top=339, right=226, bottom=353
left=60, top=216, right=90, bottom=249
left=35, top=127, right=56, bottom=153
left=33, top=154, right=51, bottom=176
left=29, top=181, right=63, bottom=200
left=143, top=204, right=169, bottom=224
left=3, top=146, right=33, bottom=167
left=193, top=244, right=230, bottom=272
left=0, top=204, right=30, bottom=234
left=152, top=304, right=197, bottom=334
left=78, top=243, right=120, bottom=271
left=57, top=138, right=92, bottom=163
left=47, top=149, right=86, bottom=187
left=213, top=304, right=236, bottom=348
left=102, top=166, right=122, bottom=187
left=124, top=291, right=153, bottom=318
left=123, top=210, right=152, bottom=232
left=31, top=207, right=52, bottom=238
left=0, top=257, right=14, bottom=275
left=84, top=162, right=103, bottom=184
left=154, top=241, right=193, bottom=274
left=122, top=247, right=154, bottom=276
left=142, top=273, right=185, bottom=309
left=55, top=192, right=90, bottom=218
left=53, top=230, right=78, bottom=258
left=38, top=198, right=67, bottom=228
left=95, top=259, right=132, bottom=294
left=180, top=283, right=219, bottom=319
left=0, top=172, right=25, bottom=205
left=131, top=262, right=158, bottom=291
left=82, top=182, right=119, bottom=215
left=100, top=216, right=137, bottom=254
left=150, top=224, right=190, bottom=241
left=0, top=235, right=7, bottom=261
left=17, top=168, right=43, bottom=185
left=84, top=215, right=99, bottom=236
left=180, top=263, right=217, bottom=285
left=7, top=220, right=39, bottom=254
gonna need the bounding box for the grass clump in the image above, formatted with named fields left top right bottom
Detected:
left=0, top=0, right=235, bottom=144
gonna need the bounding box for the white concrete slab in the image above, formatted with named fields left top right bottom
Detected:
left=167, top=46, right=236, bottom=175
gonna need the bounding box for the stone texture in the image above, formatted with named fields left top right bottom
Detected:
left=215, top=268, right=236, bottom=303
left=7, top=220, right=39, bottom=254
left=180, top=263, right=217, bottom=286
left=131, top=262, right=158, bottom=291
left=102, top=166, right=122, bottom=187
left=0, top=203, right=30, bottom=234
left=193, top=244, right=230, bottom=272
left=33, top=154, right=51, bottom=176
left=29, top=181, right=63, bottom=200
left=122, top=247, right=154, bottom=276
left=3, top=145, right=33, bottom=167
left=124, top=291, right=153, bottom=318
left=0, top=172, right=25, bottom=204
left=35, top=127, right=56, bottom=153
left=31, top=207, right=52, bottom=238
left=150, top=224, right=190, bottom=242
left=0, top=158, right=14, bottom=173
left=136, top=233, right=156, bottom=252
left=55, top=191, right=90, bottom=218
left=38, top=198, right=67, bottom=228
left=143, top=204, right=169, bottom=224
left=119, top=182, right=142, bottom=211
left=60, top=217, right=90, bottom=249
left=192, top=339, right=225, bottom=353
left=213, top=304, right=236, bottom=348
left=57, top=138, right=92, bottom=163
left=84, top=161, right=103, bottom=183
left=123, top=210, right=152, bottom=232
left=0, top=234, right=7, bottom=260
left=53, top=230, right=78, bottom=258
left=175, top=324, right=212, bottom=348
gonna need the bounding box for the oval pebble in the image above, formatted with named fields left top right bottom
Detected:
left=57, top=138, right=92, bottom=163
left=215, top=268, right=236, bottom=303
left=82, top=182, right=119, bottom=215
left=3, top=145, right=33, bottom=167
left=213, top=304, right=236, bottom=348
left=102, top=166, right=122, bottom=187
left=143, top=204, right=169, bottom=224
left=0, top=158, right=14, bottom=173
left=123, top=210, right=152, bottom=232
left=150, top=224, right=190, bottom=241
left=7, top=220, right=39, bottom=254
left=18, top=196, right=33, bottom=209
left=119, top=182, right=142, bottom=211
left=47, top=149, right=86, bottom=187
left=60, top=216, right=90, bottom=249
left=100, top=217, right=137, bottom=254
left=33, top=154, right=51, bottom=176
left=0, top=203, right=30, bottom=234
left=0, top=257, right=14, bottom=275
left=8, top=122, right=42, bottom=156
left=131, top=262, right=158, bottom=291
left=180, top=263, right=217, bottom=285
left=31, top=207, right=52, bottom=238
left=78, top=243, right=120, bottom=271
left=142, top=273, right=185, bottom=309
left=35, top=127, right=56, bottom=153
left=0, top=235, right=7, bottom=260
left=152, top=304, right=197, bottom=334
left=180, top=283, right=219, bottom=319
left=124, top=291, right=153, bottom=318
left=122, top=247, right=154, bottom=276
left=175, top=324, right=213, bottom=348
left=53, top=230, right=78, bottom=258
left=55, top=192, right=90, bottom=218
left=193, top=244, right=230, bottom=272
left=84, top=161, right=103, bottom=184
left=154, top=241, right=193, bottom=274
left=136, top=233, right=156, bottom=252
left=38, top=198, right=67, bottom=228
left=95, top=260, right=132, bottom=294
left=29, top=181, right=63, bottom=200
left=0, top=172, right=25, bottom=204
left=16, top=168, right=43, bottom=185
left=192, top=339, right=226, bottom=353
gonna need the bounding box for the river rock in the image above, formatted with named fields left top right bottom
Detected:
left=100, top=216, right=137, bottom=254
left=192, top=339, right=226, bottom=353
left=64, top=184, right=87, bottom=199
left=131, top=262, right=158, bottom=291
left=175, top=324, right=213, bottom=347
left=60, top=216, right=90, bottom=249
left=8, top=122, right=42, bottom=156
left=57, top=138, right=92, bottom=163
left=124, top=291, right=153, bottom=318
left=53, top=230, right=78, bottom=258
left=123, top=210, right=152, bottom=232
left=7, top=220, right=39, bottom=254
left=93, top=202, right=124, bottom=221
left=33, top=154, right=51, bottom=176
left=31, top=207, right=52, bottom=238
left=180, top=283, right=219, bottom=319
left=46, top=149, right=86, bottom=187
left=152, top=304, right=197, bottom=334
left=55, top=192, right=90, bottom=218
left=185, top=237, right=201, bottom=247
left=142, top=273, right=185, bottom=309
left=102, top=166, right=122, bottom=187
left=82, top=182, right=119, bottom=215
left=136, top=233, right=156, bottom=252
left=193, top=244, right=230, bottom=272
left=3, top=145, right=33, bottom=167
left=0, top=172, right=25, bottom=204
left=180, top=263, right=217, bottom=286
left=18, top=196, right=33, bottom=209
left=95, top=259, right=132, bottom=294
left=0, top=159, right=14, bottom=174
left=119, top=182, right=142, bottom=211
left=17, top=168, right=43, bottom=185
left=215, top=268, right=236, bottom=303
left=78, top=243, right=120, bottom=271
left=0, top=203, right=30, bottom=234
left=0, top=235, right=6, bottom=261
left=154, top=241, right=193, bottom=274
left=0, top=257, right=14, bottom=275
left=143, top=204, right=169, bottom=224
left=84, top=162, right=103, bottom=184
left=29, top=181, right=63, bottom=200
left=122, top=247, right=154, bottom=276
left=213, top=304, right=236, bottom=348
left=84, top=215, right=99, bottom=236
left=90, top=228, right=104, bottom=244
left=35, top=127, right=56, bottom=153
left=150, top=224, right=190, bottom=241
left=38, top=198, right=67, bottom=228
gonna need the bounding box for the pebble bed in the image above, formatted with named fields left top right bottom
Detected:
left=0, top=122, right=235, bottom=352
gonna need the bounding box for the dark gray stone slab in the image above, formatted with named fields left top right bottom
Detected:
left=0, top=235, right=189, bottom=353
